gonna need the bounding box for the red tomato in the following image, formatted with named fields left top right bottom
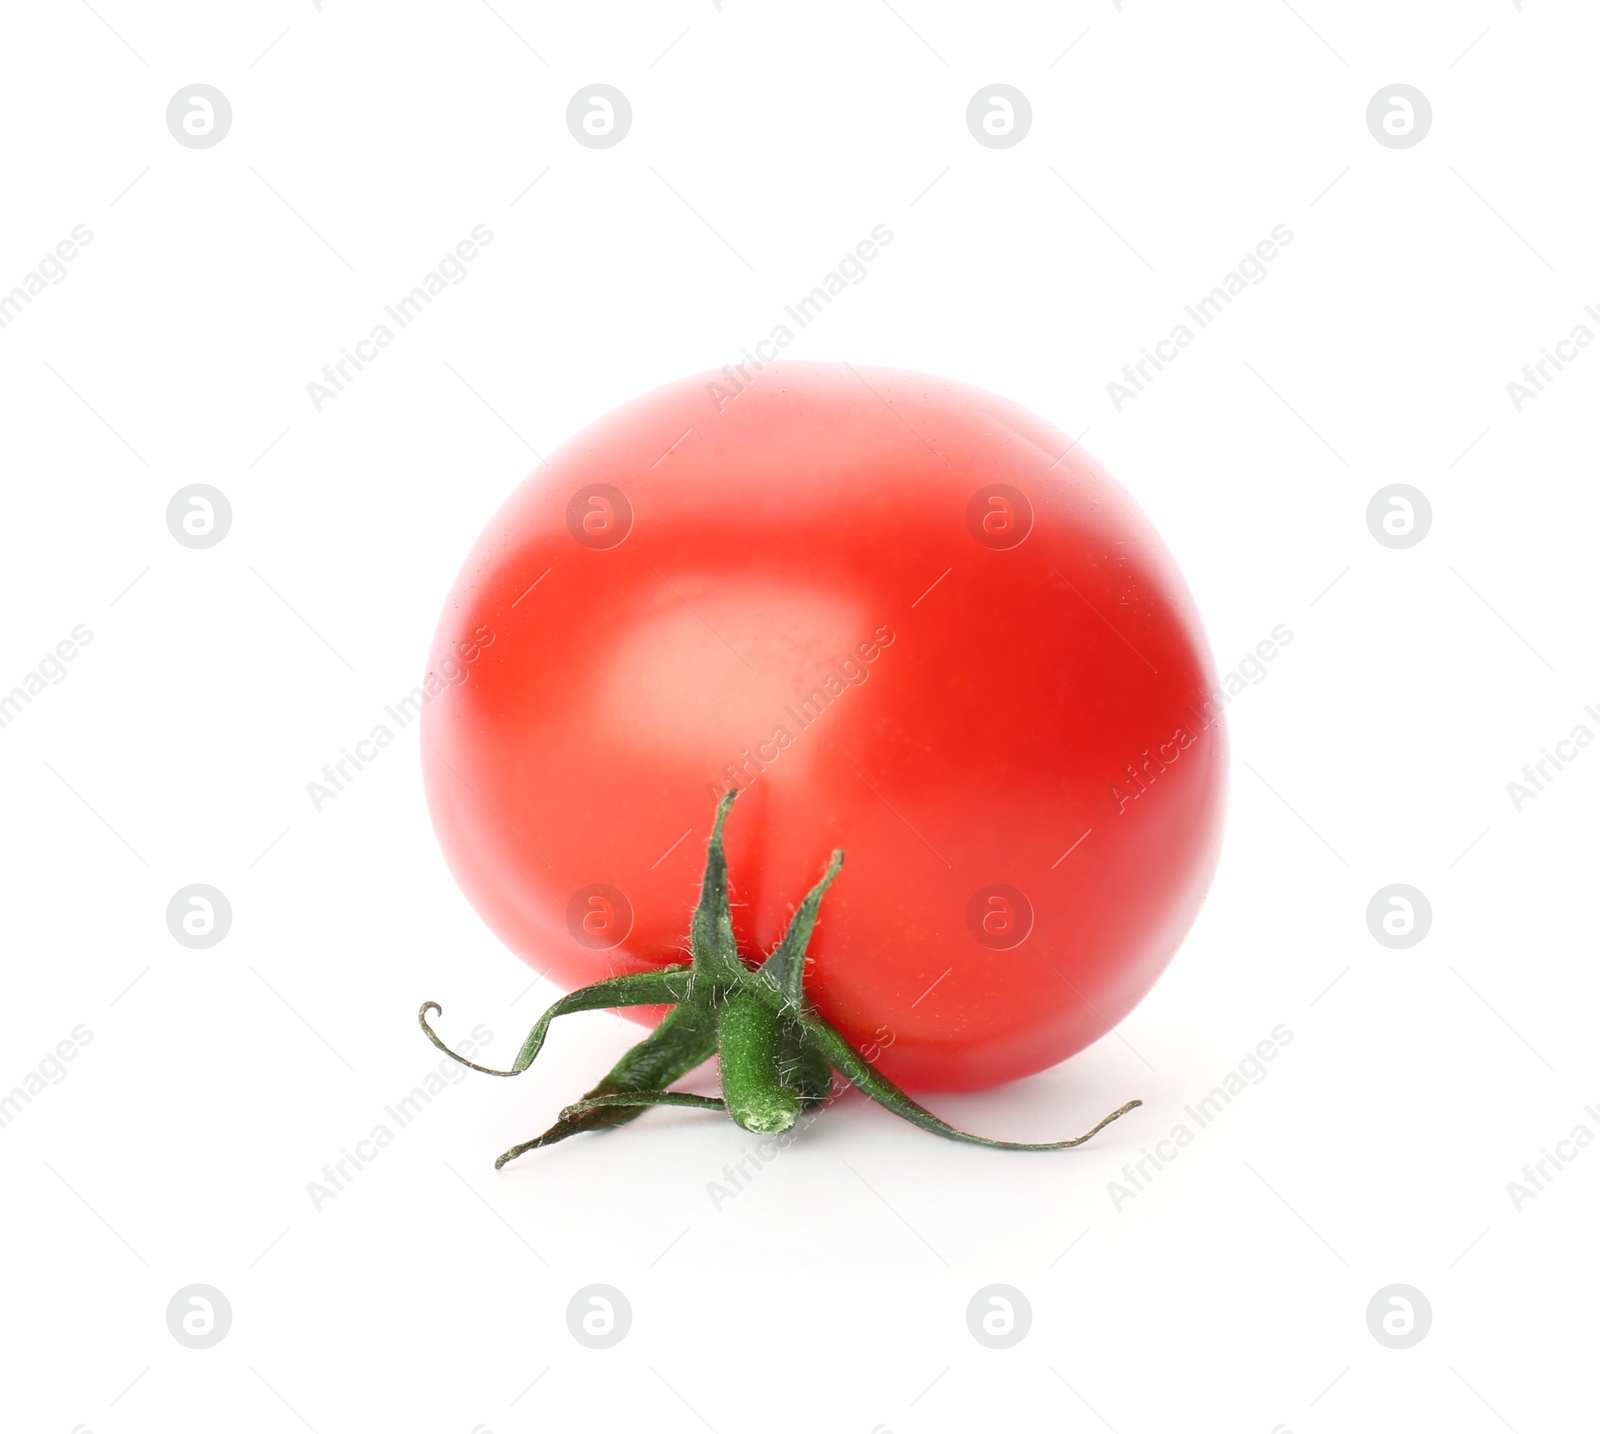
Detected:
left=421, top=363, right=1225, bottom=1091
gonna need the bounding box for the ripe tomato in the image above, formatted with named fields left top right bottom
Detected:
left=421, top=363, right=1225, bottom=1092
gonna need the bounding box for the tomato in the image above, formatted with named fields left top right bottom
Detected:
left=420, top=362, right=1225, bottom=1093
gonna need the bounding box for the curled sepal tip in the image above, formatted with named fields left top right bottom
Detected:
left=419, top=967, right=694, bottom=1079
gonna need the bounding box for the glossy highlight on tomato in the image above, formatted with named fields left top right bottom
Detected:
left=421, top=362, right=1226, bottom=1092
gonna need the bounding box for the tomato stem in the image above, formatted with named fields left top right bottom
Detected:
left=419, top=789, right=1141, bottom=1167
left=717, top=991, right=803, bottom=1134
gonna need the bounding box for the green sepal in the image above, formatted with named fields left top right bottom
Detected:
left=778, top=1015, right=834, bottom=1109
left=493, top=1001, right=719, bottom=1166
left=494, top=1091, right=726, bottom=1164
left=418, top=965, right=695, bottom=1078
left=757, top=847, right=844, bottom=1007
left=689, top=788, right=743, bottom=982
left=564, top=1091, right=727, bottom=1115
left=795, top=1012, right=1142, bottom=1150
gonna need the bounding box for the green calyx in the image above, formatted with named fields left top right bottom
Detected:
left=419, top=788, right=1141, bottom=1168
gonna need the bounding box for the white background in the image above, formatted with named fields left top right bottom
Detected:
left=2, top=2, right=1596, bottom=1431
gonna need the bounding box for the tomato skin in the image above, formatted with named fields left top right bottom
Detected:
left=421, top=363, right=1226, bottom=1091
